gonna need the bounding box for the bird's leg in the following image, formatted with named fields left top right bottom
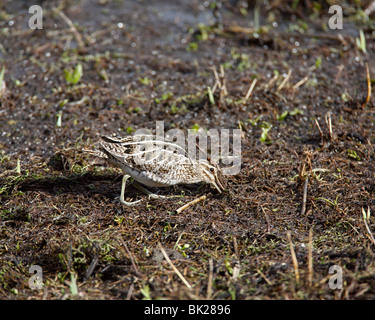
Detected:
left=132, top=181, right=184, bottom=200
left=120, top=174, right=142, bottom=206
left=132, top=181, right=165, bottom=199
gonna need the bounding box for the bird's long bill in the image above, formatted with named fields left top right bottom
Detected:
left=213, top=174, right=226, bottom=193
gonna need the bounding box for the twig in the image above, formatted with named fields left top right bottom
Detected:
left=158, top=243, right=192, bottom=289
left=175, top=195, right=206, bottom=214
left=265, top=72, right=279, bottom=88
left=261, top=206, right=271, bottom=233
left=219, top=64, right=228, bottom=96
left=120, top=237, right=141, bottom=276
left=232, top=261, right=241, bottom=280
left=314, top=118, right=324, bottom=143
left=286, top=231, right=300, bottom=284
left=363, top=63, right=372, bottom=107
left=57, top=10, right=85, bottom=48
left=227, top=25, right=255, bottom=34
left=362, top=207, right=375, bottom=246
left=231, top=236, right=241, bottom=281
left=257, top=268, right=272, bottom=285
left=211, top=66, right=220, bottom=93
left=307, top=228, right=313, bottom=287
left=277, top=69, right=291, bottom=91
left=126, top=284, right=134, bottom=300
left=84, top=255, right=99, bottom=280
left=293, top=75, right=309, bottom=90
left=232, top=236, right=239, bottom=259
left=206, top=258, right=213, bottom=299
left=173, top=232, right=185, bottom=250
left=334, top=64, right=344, bottom=83
left=238, top=119, right=245, bottom=139
left=325, top=111, right=334, bottom=141
left=244, top=78, right=257, bottom=101
left=365, top=1, right=375, bottom=15
left=300, top=175, right=309, bottom=215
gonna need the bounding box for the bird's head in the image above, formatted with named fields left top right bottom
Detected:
left=198, top=160, right=227, bottom=193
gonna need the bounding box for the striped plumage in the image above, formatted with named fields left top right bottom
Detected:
left=95, top=134, right=226, bottom=205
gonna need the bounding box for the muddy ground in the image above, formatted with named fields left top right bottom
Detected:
left=0, top=0, right=375, bottom=300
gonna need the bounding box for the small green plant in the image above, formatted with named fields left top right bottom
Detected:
left=315, top=56, right=322, bottom=69
left=207, top=86, right=215, bottom=105
left=289, top=108, right=303, bottom=116
left=69, top=272, right=78, bottom=296
left=16, top=158, right=21, bottom=175
left=356, top=29, right=367, bottom=54
left=64, top=63, right=83, bottom=85
left=195, top=23, right=209, bottom=41
left=237, top=54, right=251, bottom=71
left=247, top=116, right=261, bottom=126
left=190, top=123, right=200, bottom=132
left=225, top=259, right=233, bottom=276
left=176, top=243, right=190, bottom=257
left=161, top=92, right=173, bottom=101
left=260, top=122, right=272, bottom=143
left=362, top=206, right=371, bottom=221
left=315, top=194, right=340, bottom=207
left=140, top=284, right=151, bottom=300
left=347, top=149, right=360, bottom=161
left=138, top=77, right=150, bottom=85
left=56, top=110, right=63, bottom=127
left=126, top=126, right=135, bottom=134
left=288, top=20, right=309, bottom=33
left=155, top=92, right=173, bottom=104
left=187, top=42, right=198, bottom=52
left=277, top=110, right=289, bottom=121
left=341, top=92, right=349, bottom=102
left=0, top=66, right=5, bottom=95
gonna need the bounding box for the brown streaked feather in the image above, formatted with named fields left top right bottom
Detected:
left=93, top=134, right=225, bottom=192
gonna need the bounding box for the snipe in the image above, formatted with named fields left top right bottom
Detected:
left=92, top=134, right=226, bottom=205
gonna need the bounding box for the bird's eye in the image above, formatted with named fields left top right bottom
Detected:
left=210, top=167, right=214, bottom=172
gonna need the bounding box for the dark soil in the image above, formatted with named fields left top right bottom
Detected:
left=0, top=0, right=375, bottom=300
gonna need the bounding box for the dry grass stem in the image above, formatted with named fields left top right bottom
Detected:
left=325, top=111, right=334, bottom=141
left=293, top=75, right=309, bottom=90
left=219, top=64, right=228, bottom=96
left=335, top=64, right=344, bottom=83
left=300, top=175, right=309, bottom=216
left=277, top=69, right=291, bottom=91
left=365, top=1, right=375, bottom=15
left=287, top=231, right=300, bottom=284
left=314, top=118, right=324, bottom=142
left=158, top=243, right=192, bottom=289
left=211, top=66, right=220, bottom=93
left=363, top=63, right=371, bottom=107
left=175, top=195, right=206, bottom=214
left=206, top=258, right=213, bottom=299
left=261, top=206, right=271, bottom=233
left=307, top=228, right=313, bottom=287
left=257, top=268, right=272, bottom=285
left=362, top=207, right=375, bottom=246
left=245, top=78, right=257, bottom=101
left=232, top=261, right=241, bottom=280
left=58, top=11, right=85, bottom=48
left=120, top=238, right=141, bottom=276
left=266, top=72, right=279, bottom=88
left=232, top=236, right=239, bottom=259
